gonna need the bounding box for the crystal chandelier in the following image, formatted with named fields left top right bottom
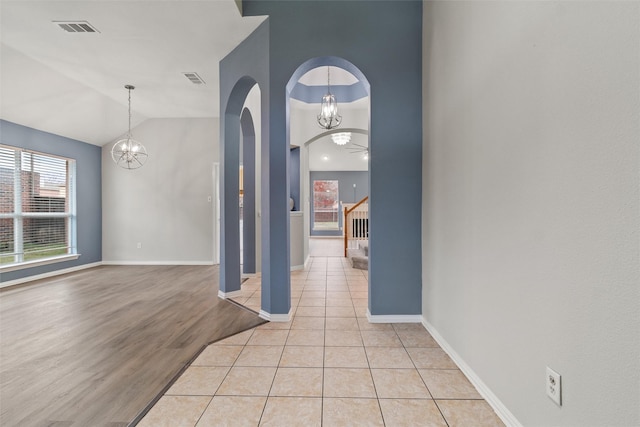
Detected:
left=111, top=85, right=148, bottom=169
left=331, top=132, right=351, bottom=146
left=317, top=67, right=342, bottom=129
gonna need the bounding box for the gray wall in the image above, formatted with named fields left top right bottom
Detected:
left=0, top=120, right=102, bottom=282
left=244, top=0, right=423, bottom=316
left=102, top=118, right=218, bottom=264
left=310, top=170, right=368, bottom=237
left=422, top=2, right=640, bottom=426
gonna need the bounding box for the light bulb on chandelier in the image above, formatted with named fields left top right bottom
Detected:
left=111, top=85, right=148, bottom=169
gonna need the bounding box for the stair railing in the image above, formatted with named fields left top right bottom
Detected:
left=343, top=196, right=369, bottom=257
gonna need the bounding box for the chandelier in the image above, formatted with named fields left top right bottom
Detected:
left=111, top=85, right=148, bottom=169
left=331, top=132, right=351, bottom=146
left=317, top=67, right=342, bottom=129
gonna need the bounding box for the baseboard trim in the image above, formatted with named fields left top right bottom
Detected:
left=421, top=317, right=523, bottom=427
left=259, top=308, right=293, bottom=322
left=218, top=289, right=243, bottom=299
left=366, top=310, right=423, bottom=323
left=102, top=261, right=214, bottom=266
left=0, top=262, right=102, bottom=289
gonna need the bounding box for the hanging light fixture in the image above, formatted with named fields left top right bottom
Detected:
left=111, top=85, right=148, bottom=169
left=317, top=66, right=342, bottom=129
left=331, top=132, right=351, bottom=146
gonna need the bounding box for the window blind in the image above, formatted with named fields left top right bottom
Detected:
left=0, top=145, right=76, bottom=265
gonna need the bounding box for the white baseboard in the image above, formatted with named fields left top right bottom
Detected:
left=259, top=308, right=293, bottom=322
left=218, top=289, right=243, bottom=299
left=0, top=262, right=102, bottom=289
left=421, top=317, right=523, bottom=427
left=101, top=260, right=214, bottom=266
left=366, top=310, right=423, bottom=323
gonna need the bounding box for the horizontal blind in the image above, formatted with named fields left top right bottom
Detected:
left=0, top=144, right=74, bottom=265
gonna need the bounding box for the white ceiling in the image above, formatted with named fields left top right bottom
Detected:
left=0, top=0, right=369, bottom=173
left=0, top=0, right=266, bottom=146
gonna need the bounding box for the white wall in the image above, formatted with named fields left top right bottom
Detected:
left=103, top=118, right=219, bottom=264
left=422, top=2, right=639, bottom=426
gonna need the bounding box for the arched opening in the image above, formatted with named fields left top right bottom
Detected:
left=219, top=76, right=260, bottom=297
left=286, top=56, right=371, bottom=299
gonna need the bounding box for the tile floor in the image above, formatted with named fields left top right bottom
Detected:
left=138, top=255, right=505, bottom=427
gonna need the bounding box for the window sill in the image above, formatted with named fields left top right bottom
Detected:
left=0, top=254, right=81, bottom=273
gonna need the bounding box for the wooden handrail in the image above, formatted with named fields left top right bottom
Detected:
left=345, top=196, right=369, bottom=215
left=344, top=196, right=369, bottom=257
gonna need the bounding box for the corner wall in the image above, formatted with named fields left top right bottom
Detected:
left=0, top=120, right=102, bottom=282
left=102, top=118, right=218, bottom=264
left=422, top=2, right=640, bottom=426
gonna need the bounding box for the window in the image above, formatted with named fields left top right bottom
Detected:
left=313, top=180, right=339, bottom=230
left=0, top=145, right=77, bottom=270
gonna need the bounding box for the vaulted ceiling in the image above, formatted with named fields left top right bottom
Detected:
left=0, top=0, right=266, bottom=146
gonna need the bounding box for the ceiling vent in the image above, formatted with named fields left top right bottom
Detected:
left=53, top=21, right=100, bottom=33
left=183, top=72, right=206, bottom=85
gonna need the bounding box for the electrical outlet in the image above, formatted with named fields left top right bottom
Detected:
left=137, top=242, right=141, bottom=249
left=546, top=367, right=562, bottom=406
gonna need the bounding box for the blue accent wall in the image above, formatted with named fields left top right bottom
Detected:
left=0, top=120, right=102, bottom=282
left=310, top=171, right=368, bottom=237
left=220, top=20, right=294, bottom=316
left=242, top=0, right=423, bottom=316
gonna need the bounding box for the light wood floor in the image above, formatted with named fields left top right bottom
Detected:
left=0, top=265, right=265, bottom=427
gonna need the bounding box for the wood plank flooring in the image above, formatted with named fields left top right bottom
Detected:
left=0, top=265, right=265, bottom=427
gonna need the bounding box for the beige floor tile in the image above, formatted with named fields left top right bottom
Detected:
left=324, top=346, right=369, bottom=368
left=286, top=329, right=325, bottom=346
left=192, top=345, right=243, bottom=367
left=326, top=298, right=354, bottom=307
left=361, top=330, right=403, bottom=347
left=371, top=368, right=431, bottom=399
left=214, top=329, right=254, bottom=346
left=325, top=317, right=359, bottom=331
left=301, top=291, right=326, bottom=299
left=357, top=318, right=394, bottom=331
left=257, top=320, right=292, bottom=330
left=326, top=284, right=350, bottom=291
left=246, top=329, right=289, bottom=346
left=291, top=316, right=325, bottom=330
left=392, top=323, right=426, bottom=331
left=406, top=348, right=458, bottom=369
left=350, top=291, right=369, bottom=299
left=270, top=367, right=323, bottom=397
left=325, top=306, right=356, bottom=317
left=379, top=399, right=447, bottom=427
left=419, top=369, right=481, bottom=399
left=354, top=306, right=369, bottom=317
left=259, top=397, right=322, bottom=427
left=235, top=346, right=284, bottom=367
left=325, top=330, right=363, bottom=347
left=246, top=297, right=261, bottom=307
left=323, top=398, right=384, bottom=427
left=216, top=367, right=276, bottom=396
left=351, top=298, right=368, bottom=307
left=298, top=297, right=326, bottom=307
left=436, top=400, right=505, bottom=427
left=166, top=366, right=230, bottom=396
left=279, top=346, right=324, bottom=367
left=195, top=396, right=266, bottom=427
left=294, top=306, right=326, bottom=317
left=396, top=329, right=439, bottom=348
left=326, top=291, right=351, bottom=299
left=323, top=368, right=377, bottom=398
left=365, top=347, right=414, bottom=369
left=137, top=395, right=211, bottom=427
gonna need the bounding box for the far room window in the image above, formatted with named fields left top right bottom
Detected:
left=0, top=145, right=77, bottom=268
left=313, top=180, right=339, bottom=230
